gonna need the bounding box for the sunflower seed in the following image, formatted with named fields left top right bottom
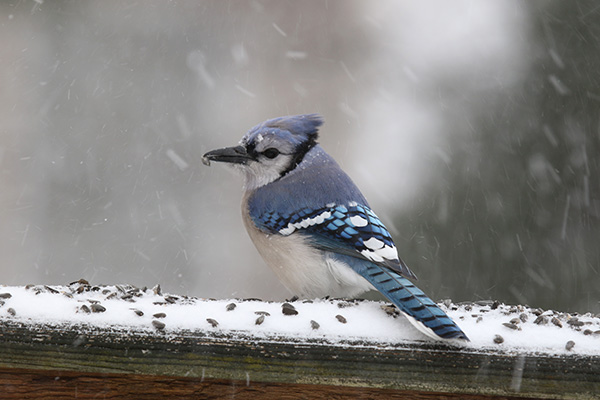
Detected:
left=206, top=318, right=219, bottom=328
left=567, top=318, right=584, bottom=327
left=152, top=320, right=165, bottom=330
left=519, top=313, right=528, bottom=323
left=255, top=311, right=270, bottom=316
left=565, top=340, right=575, bottom=351
left=91, top=304, right=106, bottom=313
left=152, top=284, right=162, bottom=296
left=282, top=303, right=298, bottom=316
left=503, top=322, right=519, bottom=330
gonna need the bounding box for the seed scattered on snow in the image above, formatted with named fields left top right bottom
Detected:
left=105, top=292, right=118, bottom=300
left=255, top=315, right=265, bottom=325
left=70, top=278, right=90, bottom=286
left=7, top=308, right=16, bottom=316
left=310, top=320, right=320, bottom=330
left=380, top=304, right=399, bottom=317
left=509, top=318, right=521, bottom=325
left=206, top=318, right=219, bottom=328
left=493, top=334, right=504, bottom=344
left=567, top=318, right=584, bottom=327
left=551, top=317, right=563, bottom=328
left=255, top=311, right=270, bottom=316
left=91, top=304, right=106, bottom=313
left=281, top=303, right=298, bottom=316
left=534, top=315, right=548, bottom=325
left=80, top=305, right=91, bottom=314
left=502, top=322, right=519, bottom=330
left=132, top=309, right=144, bottom=316
left=583, top=329, right=593, bottom=336
left=44, top=285, right=59, bottom=294
left=0, top=293, right=12, bottom=299
left=519, top=313, right=528, bottom=323
left=153, top=312, right=166, bottom=319
left=476, top=316, right=483, bottom=323
left=336, top=314, right=347, bottom=324
left=565, top=340, right=575, bottom=351
left=226, top=303, right=236, bottom=311
left=152, top=320, right=165, bottom=330
left=152, top=284, right=162, bottom=296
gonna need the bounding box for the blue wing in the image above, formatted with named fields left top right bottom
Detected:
left=252, top=202, right=469, bottom=341
left=254, top=202, right=417, bottom=280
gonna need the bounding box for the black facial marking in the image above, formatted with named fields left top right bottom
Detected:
left=278, top=136, right=318, bottom=178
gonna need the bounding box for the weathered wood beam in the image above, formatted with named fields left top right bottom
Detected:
left=0, top=320, right=598, bottom=399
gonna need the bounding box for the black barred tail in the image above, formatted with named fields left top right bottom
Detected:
left=359, top=262, right=468, bottom=340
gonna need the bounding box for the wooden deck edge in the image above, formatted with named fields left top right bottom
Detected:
left=1, top=320, right=598, bottom=399
left=0, top=367, right=547, bottom=400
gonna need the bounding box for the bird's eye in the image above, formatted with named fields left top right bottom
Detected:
left=262, top=148, right=280, bottom=159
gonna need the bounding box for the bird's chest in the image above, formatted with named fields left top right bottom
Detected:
left=241, top=199, right=372, bottom=298
left=241, top=203, right=324, bottom=296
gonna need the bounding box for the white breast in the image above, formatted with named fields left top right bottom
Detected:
left=241, top=198, right=374, bottom=298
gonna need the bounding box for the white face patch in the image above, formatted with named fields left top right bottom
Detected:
left=349, top=215, right=368, bottom=227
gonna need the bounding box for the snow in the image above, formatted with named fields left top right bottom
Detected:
left=1, top=282, right=599, bottom=356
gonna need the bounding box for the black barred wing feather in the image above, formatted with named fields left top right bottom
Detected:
left=253, top=202, right=417, bottom=280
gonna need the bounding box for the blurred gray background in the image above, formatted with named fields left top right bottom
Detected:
left=1, top=1, right=598, bottom=313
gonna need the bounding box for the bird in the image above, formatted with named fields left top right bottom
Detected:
left=202, top=114, right=468, bottom=341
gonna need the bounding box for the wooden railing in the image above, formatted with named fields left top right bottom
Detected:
left=1, top=319, right=598, bottom=399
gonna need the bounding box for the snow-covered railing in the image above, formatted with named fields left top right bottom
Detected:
left=0, top=281, right=598, bottom=399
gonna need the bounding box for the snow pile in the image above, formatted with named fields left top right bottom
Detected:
left=0, top=281, right=598, bottom=356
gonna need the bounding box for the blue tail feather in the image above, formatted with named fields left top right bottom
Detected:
left=333, top=254, right=469, bottom=341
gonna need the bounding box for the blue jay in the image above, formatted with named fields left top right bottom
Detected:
left=203, top=114, right=468, bottom=341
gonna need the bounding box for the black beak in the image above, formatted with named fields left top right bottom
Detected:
left=202, top=145, right=252, bottom=166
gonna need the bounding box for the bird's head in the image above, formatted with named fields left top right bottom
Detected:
left=203, top=114, right=323, bottom=190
